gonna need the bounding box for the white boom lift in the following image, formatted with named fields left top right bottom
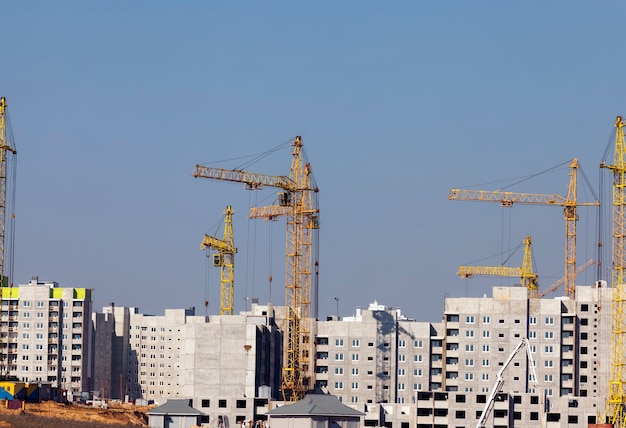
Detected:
left=475, top=338, right=541, bottom=428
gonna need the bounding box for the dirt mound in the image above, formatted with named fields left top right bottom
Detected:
left=0, top=401, right=148, bottom=426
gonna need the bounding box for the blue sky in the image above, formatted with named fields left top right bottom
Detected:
left=2, top=2, right=625, bottom=322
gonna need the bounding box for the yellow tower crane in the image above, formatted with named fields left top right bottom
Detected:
left=201, top=205, right=237, bottom=316
left=457, top=235, right=539, bottom=298
left=601, top=116, right=626, bottom=426
left=193, top=136, right=319, bottom=402
left=449, top=158, right=599, bottom=299
left=0, top=97, right=17, bottom=378
left=0, top=98, right=16, bottom=289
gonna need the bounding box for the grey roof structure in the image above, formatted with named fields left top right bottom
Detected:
left=147, top=399, right=205, bottom=416
left=266, top=393, right=364, bottom=417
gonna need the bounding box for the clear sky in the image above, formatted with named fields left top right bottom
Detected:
left=2, top=2, right=625, bottom=322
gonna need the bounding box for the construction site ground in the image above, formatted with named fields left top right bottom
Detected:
left=0, top=400, right=149, bottom=428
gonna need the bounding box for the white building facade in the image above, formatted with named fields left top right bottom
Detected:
left=0, top=276, right=93, bottom=399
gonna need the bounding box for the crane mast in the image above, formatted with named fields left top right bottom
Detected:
left=0, top=98, right=16, bottom=289
left=201, top=205, right=237, bottom=316
left=449, top=158, right=598, bottom=299
left=457, top=235, right=538, bottom=298
left=601, top=116, right=626, bottom=427
left=193, top=136, right=319, bottom=401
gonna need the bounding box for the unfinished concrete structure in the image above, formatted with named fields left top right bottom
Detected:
left=93, top=303, right=282, bottom=426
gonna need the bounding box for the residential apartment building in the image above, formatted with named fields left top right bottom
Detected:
left=0, top=276, right=93, bottom=400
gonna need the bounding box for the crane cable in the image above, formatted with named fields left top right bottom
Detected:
left=268, top=220, right=273, bottom=304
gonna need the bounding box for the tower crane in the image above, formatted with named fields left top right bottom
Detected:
left=449, top=158, right=599, bottom=299
left=601, top=116, right=626, bottom=426
left=201, top=205, right=237, bottom=316
left=193, top=136, right=319, bottom=402
left=457, top=235, right=539, bottom=298
left=0, top=98, right=16, bottom=289
left=0, top=97, right=17, bottom=377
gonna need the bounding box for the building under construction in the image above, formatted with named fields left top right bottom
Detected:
left=89, top=282, right=611, bottom=427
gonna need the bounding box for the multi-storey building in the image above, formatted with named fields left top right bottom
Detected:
left=93, top=303, right=282, bottom=426
left=92, top=283, right=614, bottom=427
left=0, top=276, right=93, bottom=400
left=315, top=301, right=441, bottom=408
left=314, top=285, right=612, bottom=428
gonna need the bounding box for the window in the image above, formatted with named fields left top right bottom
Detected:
left=334, top=381, right=343, bottom=390
left=545, top=360, right=553, bottom=368
left=465, top=373, right=474, bottom=381
left=529, top=331, right=537, bottom=339
left=351, top=382, right=359, bottom=390
left=334, top=367, right=344, bottom=375
left=350, top=396, right=358, bottom=403
left=397, top=383, right=405, bottom=391
left=414, top=369, right=423, bottom=377
left=398, top=368, right=405, bottom=376
left=545, top=317, right=554, bottom=325
left=529, top=316, right=537, bottom=325
left=482, top=344, right=490, bottom=352
left=545, top=331, right=554, bottom=339
left=218, top=400, right=227, bottom=408
left=482, top=359, right=489, bottom=367
left=398, top=340, right=406, bottom=348
left=482, top=316, right=490, bottom=324
left=465, top=344, right=474, bottom=352
left=398, top=354, right=406, bottom=362
left=465, top=330, right=475, bottom=338
left=351, top=368, right=359, bottom=375
left=236, top=400, right=246, bottom=409
left=335, top=353, right=344, bottom=361
left=351, top=339, right=360, bottom=347
left=482, top=373, right=489, bottom=381
left=544, top=345, right=554, bottom=353
left=466, top=315, right=475, bottom=323
left=545, top=374, right=553, bottom=382
left=465, top=359, right=474, bottom=367
left=351, top=353, right=359, bottom=361
left=414, top=340, right=423, bottom=348
left=482, top=331, right=490, bottom=338
left=335, top=339, right=344, bottom=347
